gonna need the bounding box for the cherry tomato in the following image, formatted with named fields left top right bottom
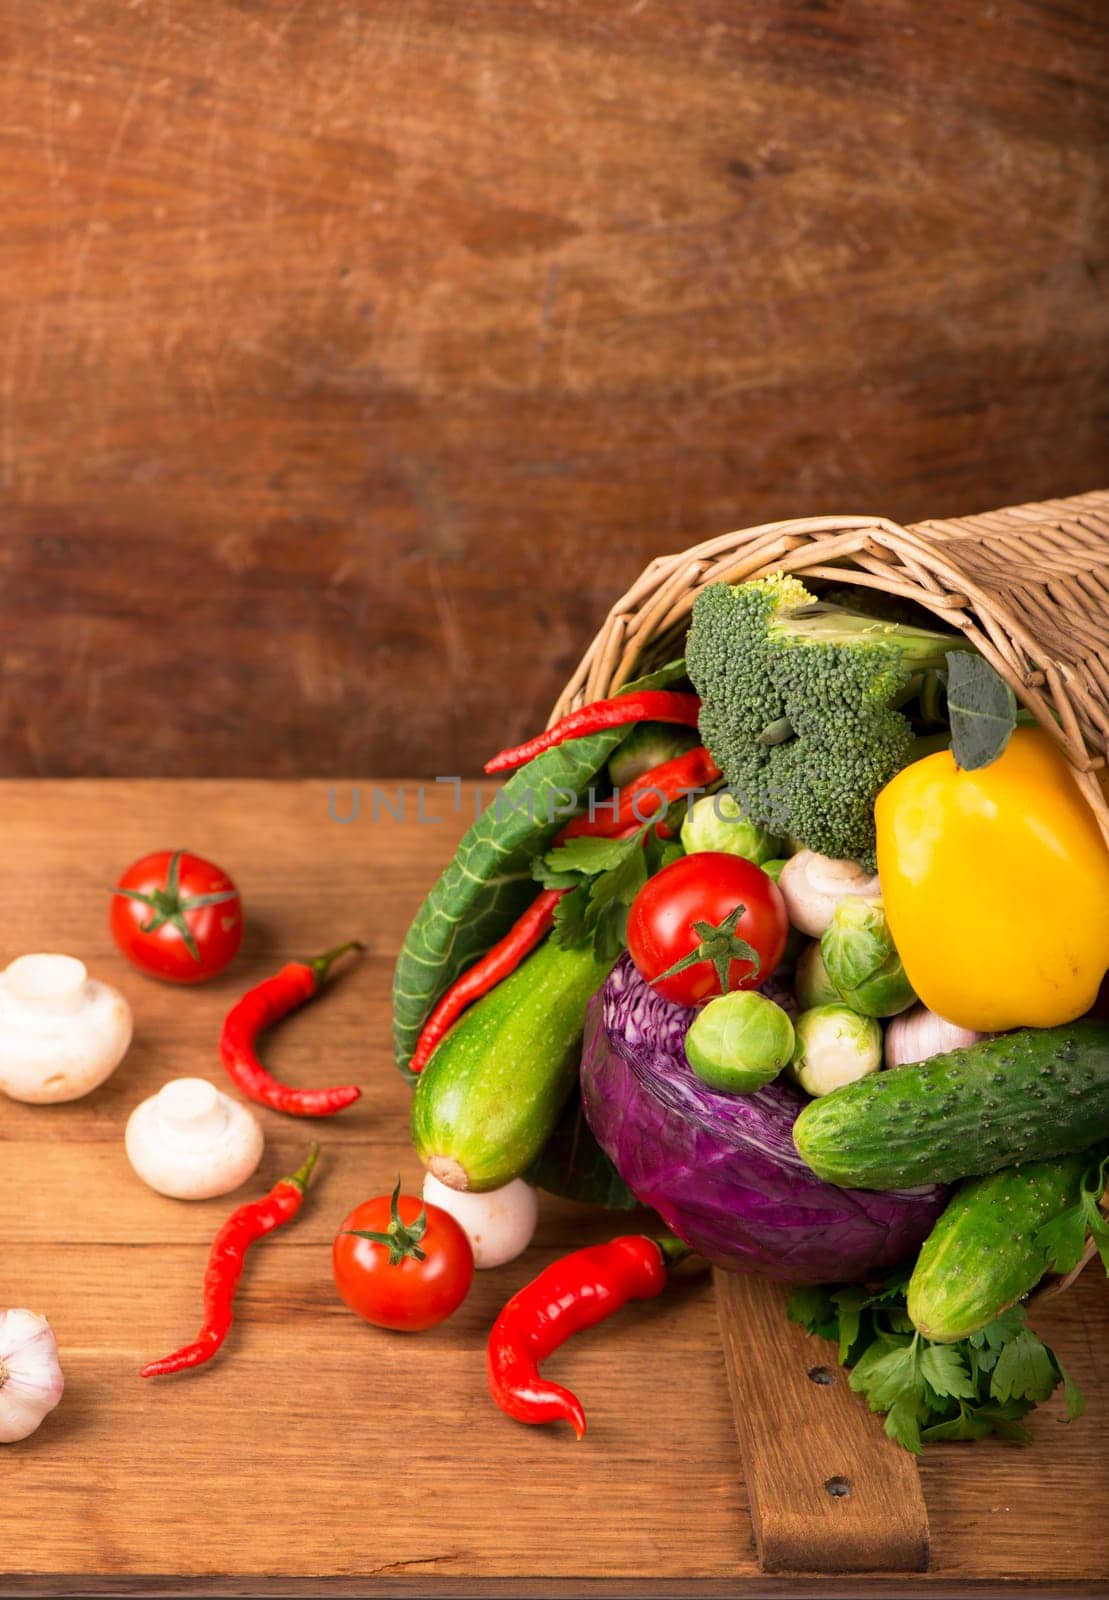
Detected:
left=110, top=849, right=243, bottom=983
left=333, top=1182, right=474, bottom=1332
left=627, top=851, right=788, bottom=1005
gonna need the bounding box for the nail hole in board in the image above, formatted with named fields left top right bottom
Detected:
left=824, top=1476, right=852, bottom=1499
left=807, top=1365, right=834, bottom=1386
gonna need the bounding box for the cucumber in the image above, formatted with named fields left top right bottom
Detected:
left=907, top=1152, right=1089, bottom=1343
left=792, top=1020, right=1109, bottom=1190
left=411, top=938, right=614, bottom=1192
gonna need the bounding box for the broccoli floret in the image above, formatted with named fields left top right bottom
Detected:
left=686, top=575, right=971, bottom=867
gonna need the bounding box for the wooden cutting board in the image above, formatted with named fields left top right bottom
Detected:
left=1, top=780, right=1105, bottom=1595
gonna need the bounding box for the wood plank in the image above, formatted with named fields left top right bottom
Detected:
left=1, top=2, right=1106, bottom=781
left=0, top=780, right=1106, bottom=1592
left=714, top=1272, right=928, bottom=1574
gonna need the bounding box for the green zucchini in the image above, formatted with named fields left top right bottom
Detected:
left=907, top=1153, right=1089, bottom=1343
left=792, top=1020, right=1109, bottom=1190
left=411, top=938, right=614, bottom=1192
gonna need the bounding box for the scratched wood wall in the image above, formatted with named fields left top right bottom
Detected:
left=2, top=2, right=1106, bottom=778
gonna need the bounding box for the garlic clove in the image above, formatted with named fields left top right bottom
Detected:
left=0, top=1309, right=64, bottom=1443
left=125, top=1078, right=264, bottom=1199
left=0, top=953, right=133, bottom=1104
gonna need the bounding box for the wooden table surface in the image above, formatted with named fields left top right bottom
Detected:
left=2, top=781, right=1106, bottom=1596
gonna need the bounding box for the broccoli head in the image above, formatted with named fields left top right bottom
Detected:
left=686, top=574, right=970, bottom=867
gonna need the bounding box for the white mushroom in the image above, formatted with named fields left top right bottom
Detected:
left=0, top=954, right=133, bottom=1104
left=422, top=1172, right=538, bottom=1269
left=125, top=1078, right=264, bottom=1199
left=776, top=851, right=882, bottom=938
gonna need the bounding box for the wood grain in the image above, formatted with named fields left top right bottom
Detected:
left=0, top=780, right=1106, bottom=1594
left=714, top=1272, right=929, bottom=1574
left=2, top=3, right=1107, bottom=780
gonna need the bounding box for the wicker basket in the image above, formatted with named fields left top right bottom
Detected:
left=552, top=490, right=1109, bottom=846
left=553, top=488, right=1109, bottom=1290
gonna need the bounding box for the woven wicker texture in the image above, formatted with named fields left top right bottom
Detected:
left=552, top=489, right=1109, bottom=842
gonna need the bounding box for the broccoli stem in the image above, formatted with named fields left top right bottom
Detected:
left=768, top=603, right=971, bottom=672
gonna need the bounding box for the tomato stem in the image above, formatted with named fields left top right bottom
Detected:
left=654, top=903, right=760, bottom=993
left=342, top=1174, right=428, bottom=1265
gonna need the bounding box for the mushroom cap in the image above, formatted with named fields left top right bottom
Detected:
left=0, top=954, right=133, bottom=1104
left=777, top=851, right=881, bottom=938
left=125, top=1078, right=264, bottom=1199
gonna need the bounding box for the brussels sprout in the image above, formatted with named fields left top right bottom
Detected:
left=789, top=1005, right=882, bottom=1098
left=608, top=722, right=700, bottom=788
left=820, top=900, right=916, bottom=1018
left=680, top=792, right=785, bottom=866
left=684, top=990, right=795, bottom=1094
left=794, top=942, right=841, bottom=1011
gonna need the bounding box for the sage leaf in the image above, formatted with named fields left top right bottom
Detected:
left=947, top=651, right=1017, bottom=771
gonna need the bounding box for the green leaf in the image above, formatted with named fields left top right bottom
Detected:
left=532, top=861, right=585, bottom=891
left=970, top=1305, right=1027, bottom=1351
left=525, top=1086, right=639, bottom=1209
left=591, top=898, right=631, bottom=963
left=1035, top=1204, right=1091, bottom=1276
left=550, top=883, right=592, bottom=949
left=617, top=658, right=688, bottom=695
left=1052, top=1351, right=1086, bottom=1422
left=831, top=1288, right=866, bottom=1364
left=947, top=652, right=1017, bottom=772
left=990, top=1331, right=1058, bottom=1405
left=920, top=1344, right=977, bottom=1403
left=543, top=832, right=644, bottom=877
left=884, top=1393, right=924, bottom=1455
left=973, top=1405, right=1035, bottom=1444
left=922, top=1405, right=994, bottom=1443
left=786, top=1285, right=838, bottom=1342
left=392, top=729, right=630, bottom=1078
left=861, top=1263, right=914, bottom=1306
left=849, top=1337, right=919, bottom=1413
left=587, top=842, right=647, bottom=917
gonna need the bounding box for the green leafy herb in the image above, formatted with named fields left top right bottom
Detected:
left=947, top=651, right=1018, bottom=772
left=1035, top=1150, right=1109, bottom=1275
left=538, top=826, right=654, bottom=959
left=787, top=1269, right=1082, bottom=1454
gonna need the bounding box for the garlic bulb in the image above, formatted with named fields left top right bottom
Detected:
left=884, top=1004, right=991, bottom=1069
left=0, top=953, right=133, bottom=1104
left=0, top=1309, right=64, bottom=1442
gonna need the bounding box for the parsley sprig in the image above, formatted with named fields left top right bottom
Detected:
left=787, top=1266, right=1085, bottom=1454
left=1035, top=1149, right=1109, bottom=1276
left=534, top=827, right=681, bottom=961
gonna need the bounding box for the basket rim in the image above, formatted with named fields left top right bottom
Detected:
left=550, top=492, right=1109, bottom=844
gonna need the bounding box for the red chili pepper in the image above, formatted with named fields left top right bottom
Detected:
left=487, top=1234, right=688, bottom=1438
left=140, top=1143, right=320, bottom=1378
left=484, top=692, right=702, bottom=775
left=220, top=941, right=364, bottom=1117
left=409, top=889, right=565, bottom=1075
left=556, top=746, right=721, bottom=841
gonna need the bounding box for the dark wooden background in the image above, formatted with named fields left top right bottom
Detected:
left=3, top=1, right=1106, bottom=779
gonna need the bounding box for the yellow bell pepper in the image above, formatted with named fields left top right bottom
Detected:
left=875, top=726, right=1109, bottom=1031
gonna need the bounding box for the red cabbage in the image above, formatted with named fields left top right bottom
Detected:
left=580, top=956, right=947, bottom=1283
